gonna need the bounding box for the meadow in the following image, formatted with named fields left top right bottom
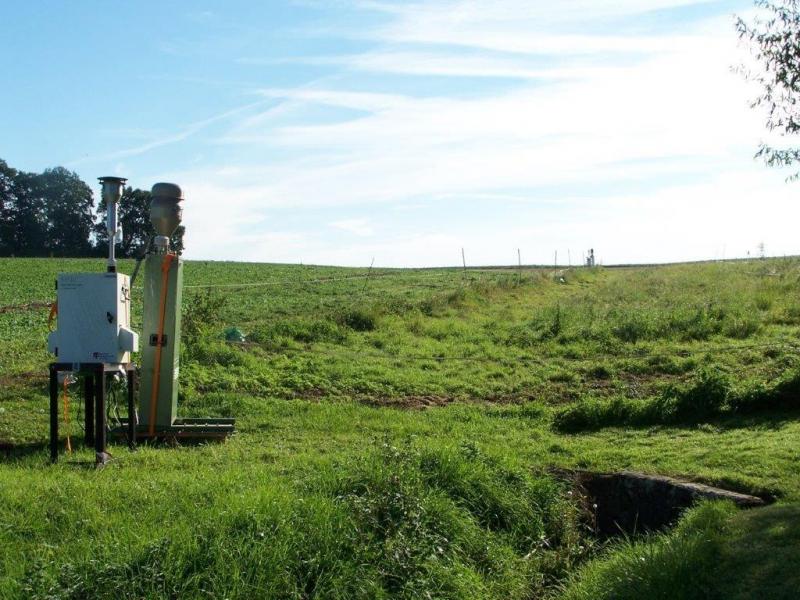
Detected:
left=1, top=257, right=799, bottom=598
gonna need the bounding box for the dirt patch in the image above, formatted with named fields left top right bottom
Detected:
left=0, top=301, right=51, bottom=314
left=0, top=371, right=46, bottom=388
left=362, top=395, right=457, bottom=409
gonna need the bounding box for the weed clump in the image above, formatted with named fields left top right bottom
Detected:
left=559, top=500, right=737, bottom=600
left=326, top=442, right=587, bottom=595
left=23, top=443, right=589, bottom=600
left=250, top=318, right=347, bottom=345
left=553, top=368, right=731, bottom=431
left=729, top=368, right=800, bottom=413
left=554, top=367, right=800, bottom=432
left=182, top=290, right=228, bottom=360
left=335, top=308, right=379, bottom=331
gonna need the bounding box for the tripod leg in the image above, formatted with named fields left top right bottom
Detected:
left=94, top=367, right=106, bottom=459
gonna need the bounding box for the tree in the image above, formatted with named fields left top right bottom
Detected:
left=0, top=160, right=18, bottom=255
left=0, top=157, right=186, bottom=258
left=4, top=169, right=48, bottom=256
left=0, top=163, right=96, bottom=257
left=34, top=167, right=95, bottom=256
left=95, top=186, right=185, bottom=257
left=737, top=1, right=800, bottom=174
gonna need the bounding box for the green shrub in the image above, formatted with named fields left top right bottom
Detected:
left=182, top=290, right=227, bottom=342
left=335, top=308, right=379, bottom=331
left=553, top=396, right=641, bottom=432
left=722, top=315, right=760, bottom=339
left=250, top=318, right=347, bottom=345
left=729, top=368, right=800, bottom=413
left=585, top=364, right=613, bottom=380
left=610, top=310, right=652, bottom=343
left=662, top=368, right=730, bottom=421
left=189, top=338, right=249, bottom=368
left=553, top=368, right=731, bottom=432
left=182, top=290, right=228, bottom=359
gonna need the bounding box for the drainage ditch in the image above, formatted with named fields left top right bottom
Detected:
left=557, top=469, right=770, bottom=536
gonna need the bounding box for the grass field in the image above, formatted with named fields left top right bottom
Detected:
left=1, top=257, right=799, bottom=598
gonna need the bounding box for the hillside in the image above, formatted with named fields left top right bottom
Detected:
left=1, top=257, right=799, bottom=598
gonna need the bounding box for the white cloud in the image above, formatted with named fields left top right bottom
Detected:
left=151, top=1, right=800, bottom=266
left=357, top=0, right=725, bottom=54
left=67, top=100, right=268, bottom=167
left=329, top=218, right=375, bottom=236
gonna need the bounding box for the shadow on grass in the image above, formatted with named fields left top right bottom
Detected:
left=0, top=440, right=51, bottom=461
left=553, top=401, right=800, bottom=434
left=0, top=439, right=127, bottom=468
left=555, top=406, right=800, bottom=435
left=714, top=504, right=800, bottom=600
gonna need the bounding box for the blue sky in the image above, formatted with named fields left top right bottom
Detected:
left=1, top=0, right=796, bottom=266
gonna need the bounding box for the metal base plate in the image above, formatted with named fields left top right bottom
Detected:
left=110, top=417, right=235, bottom=442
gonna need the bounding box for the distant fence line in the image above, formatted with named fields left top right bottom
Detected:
left=4, top=255, right=800, bottom=313
left=230, top=340, right=800, bottom=367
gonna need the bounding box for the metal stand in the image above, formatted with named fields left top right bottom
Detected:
left=48, top=362, right=136, bottom=463
left=109, top=417, right=235, bottom=443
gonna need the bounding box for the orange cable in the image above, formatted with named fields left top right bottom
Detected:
left=148, top=253, right=175, bottom=436
left=48, top=302, right=58, bottom=330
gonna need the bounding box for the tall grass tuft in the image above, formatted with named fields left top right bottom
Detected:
left=558, top=501, right=737, bottom=600
left=554, top=367, right=800, bottom=432
left=19, top=443, right=588, bottom=600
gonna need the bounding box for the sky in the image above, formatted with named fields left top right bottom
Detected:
left=1, top=0, right=797, bottom=267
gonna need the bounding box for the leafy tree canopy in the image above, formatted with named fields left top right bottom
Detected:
left=737, top=1, right=800, bottom=174
left=0, top=158, right=184, bottom=257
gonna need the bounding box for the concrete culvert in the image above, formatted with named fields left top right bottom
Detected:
left=558, top=469, right=769, bottom=536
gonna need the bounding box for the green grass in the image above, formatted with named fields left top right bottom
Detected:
left=553, top=365, right=800, bottom=431
left=559, top=501, right=800, bottom=600
left=2, top=257, right=800, bottom=598
left=559, top=500, right=738, bottom=600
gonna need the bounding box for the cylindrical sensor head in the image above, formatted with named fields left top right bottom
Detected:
left=150, top=182, right=184, bottom=239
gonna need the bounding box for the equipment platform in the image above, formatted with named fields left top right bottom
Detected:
left=110, top=417, right=235, bottom=443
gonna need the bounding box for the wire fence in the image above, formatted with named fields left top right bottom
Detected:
left=230, top=339, right=800, bottom=367
left=0, top=269, right=516, bottom=314
left=0, top=268, right=501, bottom=312
left=5, top=261, right=800, bottom=377
left=182, top=270, right=481, bottom=290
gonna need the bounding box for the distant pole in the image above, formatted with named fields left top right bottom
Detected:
left=517, top=248, right=522, bottom=285
left=362, top=257, right=375, bottom=292
left=461, top=248, right=467, bottom=280
left=568, top=249, right=571, bottom=267
left=554, top=250, right=558, bottom=278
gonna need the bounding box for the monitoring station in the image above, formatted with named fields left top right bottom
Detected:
left=47, top=177, right=234, bottom=464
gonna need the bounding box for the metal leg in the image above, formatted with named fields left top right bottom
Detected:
left=84, top=374, right=94, bottom=446
left=94, top=367, right=106, bottom=457
left=127, top=367, right=136, bottom=450
left=49, top=366, right=58, bottom=463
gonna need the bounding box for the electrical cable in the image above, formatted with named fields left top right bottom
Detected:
left=129, top=238, right=153, bottom=289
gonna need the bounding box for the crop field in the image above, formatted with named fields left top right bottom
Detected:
left=1, top=257, right=800, bottom=598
